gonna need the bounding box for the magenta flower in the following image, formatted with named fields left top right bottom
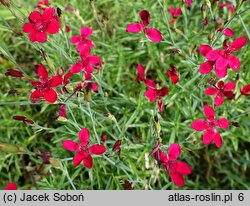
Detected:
left=70, top=26, right=94, bottom=52
left=205, top=81, right=236, bottom=106
left=185, top=0, right=193, bottom=7
left=219, top=2, right=235, bottom=13
left=30, top=64, right=62, bottom=103
left=152, top=144, right=192, bottom=187
left=5, top=182, right=17, bottom=190
left=23, top=8, right=60, bottom=43
left=70, top=48, right=101, bottom=77
left=126, top=10, right=162, bottom=42
left=62, top=128, right=106, bottom=168
left=191, top=105, right=229, bottom=147
left=168, top=7, right=182, bottom=24
left=145, top=80, right=169, bottom=114
left=240, top=84, right=250, bottom=96
left=205, top=37, right=247, bottom=78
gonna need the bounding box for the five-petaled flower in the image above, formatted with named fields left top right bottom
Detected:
left=70, top=48, right=101, bottom=78
left=30, top=64, right=62, bottom=103
left=152, top=143, right=192, bottom=187
left=205, top=81, right=235, bottom=106
left=199, top=36, right=247, bottom=78
left=70, top=26, right=94, bottom=52
left=126, top=10, right=162, bottom=42
left=23, top=8, right=60, bottom=43
left=191, top=105, right=229, bottom=147
left=62, top=128, right=106, bottom=168
left=167, top=65, right=179, bottom=84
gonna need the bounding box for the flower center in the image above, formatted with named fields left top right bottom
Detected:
left=166, top=161, right=177, bottom=174
left=34, top=21, right=48, bottom=32
left=209, top=121, right=216, bottom=128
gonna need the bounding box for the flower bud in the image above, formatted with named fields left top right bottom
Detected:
left=0, top=143, right=24, bottom=154
left=5, top=69, right=24, bottom=78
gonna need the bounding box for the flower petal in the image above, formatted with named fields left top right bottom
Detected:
left=205, top=50, right=220, bottom=61
left=214, top=93, right=224, bottom=106
left=70, top=35, right=80, bottom=44
left=199, top=61, right=213, bottom=74
left=205, top=87, right=218, bottom=96
left=223, top=28, right=234, bottom=37
left=228, top=55, right=240, bottom=71
left=224, top=82, right=236, bottom=91
left=70, top=62, right=83, bottom=74
left=204, top=105, right=215, bottom=121
left=30, top=90, right=43, bottom=103
left=214, top=132, right=223, bottom=147
left=145, top=28, right=162, bottom=42
left=23, top=23, right=34, bottom=33
left=62, top=140, right=79, bottom=151
left=36, top=64, right=48, bottom=79
left=29, top=11, right=42, bottom=23
left=214, top=66, right=227, bottom=78
left=168, top=143, right=181, bottom=161
left=176, top=161, right=192, bottom=175
left=36, top=32, right=47, bottom=43
left=199, top=45, right=212, bottom=57
left=50, top=76, right=62, bottom=87
left=89, top=144, right=106, bottom=155
left=83, top=154, right=93, bottom=168
left=78, top=128, right=90, bottom=147
left=191, top=119, right=208, bottom=131
left=170, top=173, right=184, bottom=187
left=126, top=23, right=143, bottom=33
left=46, top=17, right=60, bottom=34
left=230, top=36, right=248, bottom=51
left=5, top=183, right=17, bottom=190
left=29, top=31, right=37, bottom=42
left=42, top=8, right=55, bottom=21
left=73, top=152, right=85, bottom=166
left=202, top=129, right=215, bottom=145
left=139, top=10, right=150, bottom=26
left=43, top=89, right=57, bottom=103
left=215, top=118, right=229, bottom=129
left=145, top=88, right=158, bottom=102
left=80, top=26, right=93, bottom=38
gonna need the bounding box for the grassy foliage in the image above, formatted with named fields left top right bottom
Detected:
left=0, top=0, right=250, bottom=189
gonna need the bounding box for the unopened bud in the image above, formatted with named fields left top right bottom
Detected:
left=153, top=115, right=161, bottom=134
left=5, top=69, right=24, bottom=78
left=0, top=143, right=24, bottom=154
left=104, top=113, right=116, bottom=121
left=49, top=157, right=62, bottom=169
left=39, top=49, right=55, bottom=70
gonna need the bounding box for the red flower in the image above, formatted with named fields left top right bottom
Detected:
left=240, top=84, right=250, bottom=96
left=219, top=2, right=235, bottom=13
left=205, top=37, right=247, bottom=78
left=13, top=115, right=35, bottom=124
left=23, top=8, right=60, bottom=43
left=145, top=80, right=169, bottom=114
left=5, top=182, right=17, bottom=190
left=217, top=27, right=234, bottom=37
left=62, top=128, right=106, bottom=168
left=152, top=144, right=192, bottom=187
left=70, top=26, right=94, bottom=52
left=191, top=105, right=229, bottom=147
left=30, top=64, right=62, bottom=103
left=5, top=69, right=24, bottom=78
left=167, top=65, right=179, bottom=84
left=205, top=81, right=236, bottom=106
left=70, top=48, right=101, bottom=76
left=135, top=64, right=146, bottom=82
left=168, top=7, right=182, bottom=24
left=185, top=0, right=193, bottom=7
left=126, top=10, right=162, bottom=42
left=37, top=0, right=49, bottom=10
